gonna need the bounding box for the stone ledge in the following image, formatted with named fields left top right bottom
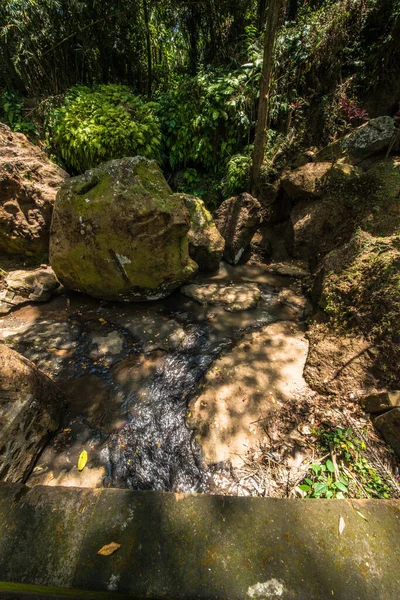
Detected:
left=0, top=483, right=399, bottom=599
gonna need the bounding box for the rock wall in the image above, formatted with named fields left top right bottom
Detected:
left=0, top=123, right=68, bottom=261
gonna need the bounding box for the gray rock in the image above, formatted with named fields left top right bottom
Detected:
left=0, top=344, right=63, bottom=482
left=0, top=265, right=60, bottom=314
left=214, top=192, right=262, bottom=264
left=374, top=408, right=400, bottom=457
left=363, top=391, right=400, bottom=414
left=316, top=116, right=396, bottom=163
left=343, top=116, right=395, bottom=158
left=181, top=282, right=261, bottom=312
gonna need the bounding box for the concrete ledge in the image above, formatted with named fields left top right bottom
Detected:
left=0, top=483, right=399, bottom=599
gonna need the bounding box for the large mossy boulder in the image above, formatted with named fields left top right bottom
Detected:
left=0, top=123, right=68, bottom=261
left=178, top=194, right=224, bottom=272
left=0, top=344, right=63, bottom=483
left=50, top=157, right=198, bottom=301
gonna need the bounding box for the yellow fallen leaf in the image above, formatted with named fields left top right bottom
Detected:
left=97, top=542, right=121, bottom=556
left=354, top=509, right=368, bottom=521
left=338, top=516, right=345, bottom=536
left=99, top=318, right=106, bottom=324
left=78, top=450, right=88, bottom=471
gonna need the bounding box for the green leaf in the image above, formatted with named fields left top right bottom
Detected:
left=299, top=484, right=311, bottom=492
left=334, top=481, right=348, bottom=493
left=326, top=459, right=335, bottom=473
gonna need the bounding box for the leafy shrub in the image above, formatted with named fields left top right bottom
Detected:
left=175, top=168, right=222, bottom=212
left=223, top=146, right=253, bottom=196
left=47, top=84, right=161, bottom=172
left=0, top=92, right=37, bottom=137
left=299, top=426, right=391, bottom=499
left=157, top=69, right=255, bottom=173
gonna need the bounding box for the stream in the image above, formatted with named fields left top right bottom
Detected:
left=0, top=263, right=305, bottom=493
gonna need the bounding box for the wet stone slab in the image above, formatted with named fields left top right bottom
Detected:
left=0, top=484, right=399, bottom=599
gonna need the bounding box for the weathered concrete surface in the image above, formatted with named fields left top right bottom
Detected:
left=0, top=483, right=399, bottom=599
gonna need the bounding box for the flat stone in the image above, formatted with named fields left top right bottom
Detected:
left=189, top=322, right=309, bottom=466
left=0, top=484, right=399, bottom=598
left=89, top=331, right=124, bottom=362
left=374, top=408, right=400, bottom=457
left=362, top=391, right=400, bottom=414
left=0, top=266, right=60, bottom=315
left=181, top=283, right=261, bottom=312
left=266, top=262, right=310, bottom=278
left=0, top=484, right=100, bottom=588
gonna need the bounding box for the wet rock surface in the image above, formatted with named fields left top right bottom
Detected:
left=0, top=263, right=303, bottom=492
left=189, top=321, right=309, bottom=467
left=181, top=282, right=261, bottom=311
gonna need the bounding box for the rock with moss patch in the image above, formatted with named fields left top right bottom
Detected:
left=178, top=194, right=224, bottom=272
left=50, top=157, right=198, bottom=301
left=0, top=123, right=68, bottom=261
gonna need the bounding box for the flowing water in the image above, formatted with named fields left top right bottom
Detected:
left=0, top=263, right=304, bottom=493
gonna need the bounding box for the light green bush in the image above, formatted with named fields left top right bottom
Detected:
left=48, top=84, right=161, bottom=172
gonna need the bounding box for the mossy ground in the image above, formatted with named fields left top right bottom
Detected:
left=314, top=157, right=400, bottom=385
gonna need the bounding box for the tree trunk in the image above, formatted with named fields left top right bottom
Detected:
left=250, top=0, right=284, bottom=196
left=143, top=0, right=152, bottom=99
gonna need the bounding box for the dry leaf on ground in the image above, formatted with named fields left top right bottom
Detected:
left=338, top=516, right=345, bottom=535
left=97, top=542, right=121, bottom=556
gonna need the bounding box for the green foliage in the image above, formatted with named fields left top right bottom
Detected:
left=47, top=85, right=161, bottom=172
left=157, top=68, right=256, bottom=173
left=175, top=168, right=222, bottom=212
left=0, top=92, right=37, bottom=136
left=223, top=146, right=253, bottom=196
left=300, top=426, right=391, bottom=499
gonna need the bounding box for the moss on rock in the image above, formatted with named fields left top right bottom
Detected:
left=50, top=157, right=198, bottom=301
left=177, top=194, right=225, bottom=272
